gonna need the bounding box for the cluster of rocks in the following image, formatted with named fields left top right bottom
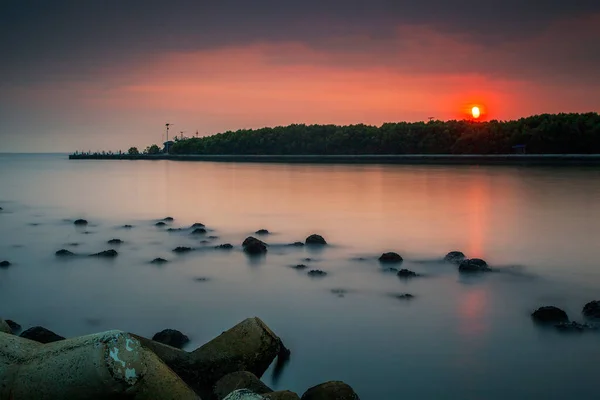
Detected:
left=531, top=302, right=600, bottom=332
left=0, top=316, right=360, bottom=399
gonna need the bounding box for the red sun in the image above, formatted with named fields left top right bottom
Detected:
left=462, top=103, right=487, bottom=120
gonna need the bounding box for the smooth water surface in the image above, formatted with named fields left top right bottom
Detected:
left=1, top=154, right=600, bottom=399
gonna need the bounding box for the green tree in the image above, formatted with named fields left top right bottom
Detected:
left=144, top=144, right=161, bottom=155
left=128, top=147, right=140, bottom=155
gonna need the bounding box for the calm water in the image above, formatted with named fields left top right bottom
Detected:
left=1, top=154, right=600, bottom=399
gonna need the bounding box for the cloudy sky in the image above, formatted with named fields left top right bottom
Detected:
left=1, top=0, right=599, bottom=152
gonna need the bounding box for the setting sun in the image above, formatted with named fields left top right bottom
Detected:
left=471, top=106, right=481, bottom=119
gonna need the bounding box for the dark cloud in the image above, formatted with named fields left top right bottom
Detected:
left=1, top=0, right=599, bottom=85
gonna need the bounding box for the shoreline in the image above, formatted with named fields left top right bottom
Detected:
left=68, top=153, right=600, bottom=165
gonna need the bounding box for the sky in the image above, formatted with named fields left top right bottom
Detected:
left=1, top=0, right=599, bottom=152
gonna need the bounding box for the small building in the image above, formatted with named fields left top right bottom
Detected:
left=512, top=144, right=527, bottom=154
left=163, top=141, right=175, bottom=153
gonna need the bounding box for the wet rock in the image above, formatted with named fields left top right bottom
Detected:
left=444, top=251, right=466, bottom=264
left=291, top=264, right=308, bottom=270
left=162, top=217, right=174, bottom=222
left=155, top=221, right=167, bottom=227
left=379, top=252, right=403, bottom=263
left=216, top=243, right=234, bottom=250
left=20, top=326, right=66, bottom=344
left=301, top=381, right=360, bottom=400
left=265, top=391, right=301, bottom=400
left=122, top=224, right=133, bottom=228
left=151, top=257, right=168, bottom=264
left=458, top=258, right=490, bottom=273
left=255, top=229, right=270, bottom=235
left=55, top=249, right=75, bottom=257
left=0, top=319, right=11, bottom=334
left=243, top=236, right=268, bottom=255
left=382, top=267, right=399, bottom=273
left=392, top=293, right=415, bottom=300
left=0, top=260, right=11, bottom=268
left=208, top=235, right=219, bottom=239
left=582, top=300, right=600, bottom=318
left=152, top=329, right=190, bottom=349
left=224, top=390, right=265, bottom=400
left=6, top=319, right=22, bottom=333
left=167, top=228, right=183, bottom=232
left=173, top=246, right=193, bottom=253
left=532, top=306, right=569, bottom=323
left=555, top=321, right=597, bottom=332
left=305, top=234, right=327, bottom=245
left=331, top=289, right=347, bottom=297
left=107, top=238, right=123, bottom=245
left=191, top=222, right=205, bottom=228
left=73, top=219, right=88, bottom=226
left=397, top=269, right=418, bottom=278
left=307, top=270, right=327, bottom=277
left=214, top=371, right=272, bottom=400
left=90, top=249, right=118, bottom=258
left=0, top=207, right=2, bottom=210
left=289, top=242, right=305, bottom=247
left=194, top=277, right=210, bottom=282
left=191, top=228, right=207, bottom=235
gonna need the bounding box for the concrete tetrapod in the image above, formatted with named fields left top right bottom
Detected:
left=0, top=330, right=199, bottom=400
left=131, top=317, right=283, bottom=398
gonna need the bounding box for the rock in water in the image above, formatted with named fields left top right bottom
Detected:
left=292, top=264, right=308, bottom=270
left=307, top=270, right=327, bottom=277
left=191, top=222, right=205, bottom=228
left=55, top=249, right=75, bottom=257
left=214, top=371, right=272, bottom=400
left=0, top=260, right=11, bottom=268
left=458, top=258, right=490, bottom=272
left=122, top=224, right=133, bottom=228
left=191, top=228, right=207, bottom=235
left=151, top=257, right=168, bottom=264
left=107, top=238, right=123, bottom=245
left=152, top=329, right=190, bottom=349
left=555, top=321, right=597, bottom=332
left=6, top=319, right=22, bottom=334
left=216, top=243, right=234, bottom=249
left=264, top=391, right=301, bottom=400
left=397, top=269, right=418, bottom=278
left=155, top=221, right=167, bottom=227
left=90, top=249, right=118, bottom=258
left=255, top=229, right=270, bottom=235
left=289, top=242, right=305, bottom=247
left=224, top=390, right=265, bottom=400
left=582, top=300, right=600, bottom=318
left=162, top=217, right=174, bottom=222
left=532, top=306, right=569, bottom=323
left=378, top=252, right=403, bottom=263
left=173, top=246, right=192, bottom=253
left=243, top=236, right=267, bottom=255
left=444, top=251, right=466, bottom=264
left=73, top=219, right=88, bottom=226
left=0, top=319, right=11, bottom=334
left=301, top=381, right=360, bottom=400
left=20, top=326, right=66, bottom=343
left=305, top=234, right=327, bottom=245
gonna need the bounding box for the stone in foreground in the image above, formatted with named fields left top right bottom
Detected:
left=214, top=371, right=272, bottom=400
left=532, top=306, right=569, bottom=323
left=265, top=391, right=301, bottom=400
left=305, top=234, right=327, bottom=245
left=301, top=381, right=360, bottom=400
left=5, top=319, right=21, bottom=334
left=582, top=300, right=600, bottom=318
left=397, top=269, right=418, bottom=278
left=55, top=249, right=75, bottom=257
left=19, top=326, right=66, bottom=344
left=379, top=252, right=403, bottom=263
left=224, top=390, right=265, bottom=400
left=444, top=251, right=466, bottom=264
left=73, top=219, right=88, bottom=226
left=243, top=236, right=267, bottom=255
left=152, top=329, right=190, bottom=349
left=90, top=249, right=118, bottom=258
left=0, top=319, right=11, bottom=334
left=458, top=258, right=490, bottom=272
left=0, top=261, right=11, bottom=268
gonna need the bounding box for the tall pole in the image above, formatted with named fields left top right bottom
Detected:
left=165, top=123, right=171, bottom=153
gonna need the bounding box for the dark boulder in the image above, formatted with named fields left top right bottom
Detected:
left=173, top=246, right=192, bottom=253
left=122, top=224, right=133, bottom=229
left=213, top=371, right=272, bottom=400
left=167, top=228, right=183, bottom=232
left=532, top=306, right=569, bottom=323
left=555, top=321, right=597, bottom=332
left=305, top=234, right=327, bottom=245
left=255, top=229, right=270, bottom=235
left=151, top=257, right=168, bottom=264
left=152, top=328, right=190, bottom=349
left=393, top=293, right=415, bottom=300
left=73, top=219, right=88, bottom=226
left=243, top=236, right=267, bottom=255
left=265, top=391, right=301, bottom=400
left=301, top=381, right=360, bottom=400
left=191, top=222, right=205, bottom=228
left=191, top=228, right=207, bottom=235
left=6, top=319, right=22, bottom=334
left=162, top=217, right=174, bottom=222
left=291, top=264, right=308, bottom=270
left=90, top=249, right=118, bottom=258
left=194, top=277, right=210, bottom=282
left=397, top=269, right=418, bottom=278
left=20, top=326, right=66, bottom=344
left=55, top=249, right=75, bottom=257
left=444, top=251, right=466, bottom=264
left=208, top=235, right=219, bottom=239
left=155, top=221, right=167, bottom=227
left=378, top=252, right=403, bottom=263
left=582, top=301, right=600, bottom=318
left=107, top=239, right=123, bottom=245
left=307, top=270, right=327, bottom=277
left=216, top=243, right=234, bottom=250
left=0, top=260, right=11, bottom=268
left=458, top=258, right=490, bottom=273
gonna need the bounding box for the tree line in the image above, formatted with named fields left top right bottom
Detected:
left=153, top=113, right=600, bottom=155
